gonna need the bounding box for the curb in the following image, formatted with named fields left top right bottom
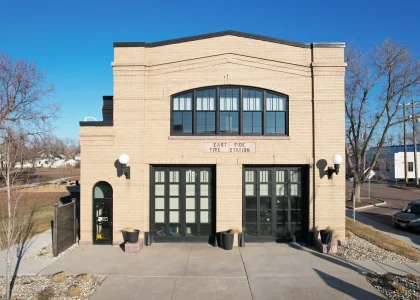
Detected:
left=345, top=200, right=387, bottom=211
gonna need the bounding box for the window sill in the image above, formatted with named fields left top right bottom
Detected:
left=168, top=136, right=290, bottom=140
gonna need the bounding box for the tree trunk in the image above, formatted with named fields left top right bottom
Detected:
left=353, top=180, right=362, bottom=204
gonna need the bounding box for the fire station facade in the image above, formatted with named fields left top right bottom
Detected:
left=79, top=31, right=346, bottom=246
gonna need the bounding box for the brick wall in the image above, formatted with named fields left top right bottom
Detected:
left=79, top=34, right=346, bottom=243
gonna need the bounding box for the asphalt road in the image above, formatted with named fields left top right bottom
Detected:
left=346, top=182, right=420, bottom=248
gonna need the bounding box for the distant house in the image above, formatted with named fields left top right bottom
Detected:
left=75, top=153, right=81, bottom=161
left=51, top=159, right=65, bottom=168
left=65, top=159, right=77, bottom=167
left=366, top=144, right=420, bottom=180
left=14, top=161, right=34, bottom=169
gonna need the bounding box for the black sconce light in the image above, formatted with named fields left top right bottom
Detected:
left=327, top=154, right=343, bottom=180
left=118, top=153, right=130, bottom=179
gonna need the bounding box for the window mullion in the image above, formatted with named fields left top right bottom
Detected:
left=216, top=87, right=220, bottom=135
left=193, top=90, right=196, bottom=135
left=239, top=87, right=243, bottom=135
left=263, top=90, right=266, bottom=135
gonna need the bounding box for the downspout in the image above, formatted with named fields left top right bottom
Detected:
left=310, top=44, right=316, bottom=236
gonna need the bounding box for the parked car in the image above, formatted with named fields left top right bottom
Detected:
left=392, top=200, right=420, bottom=231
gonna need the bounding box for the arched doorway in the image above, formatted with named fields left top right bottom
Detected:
left=93, top=181, right=113, bottom=245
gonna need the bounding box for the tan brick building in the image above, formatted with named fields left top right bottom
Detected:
left=79, top=31, right=346, bottom=246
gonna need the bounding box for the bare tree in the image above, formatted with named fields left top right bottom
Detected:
left=0, top=54, right=58, bottom=299
left=346, top=40, right=420, bottom=202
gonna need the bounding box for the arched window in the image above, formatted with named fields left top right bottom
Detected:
left=94, top=181, right=113, bottom=199
left=171, top=86, right=288, bottom=136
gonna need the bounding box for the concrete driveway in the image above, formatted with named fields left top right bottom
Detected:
left=40, top=243, right=384, bottom=300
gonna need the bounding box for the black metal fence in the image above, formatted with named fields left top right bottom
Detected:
left=53, top=200, right=77, bottom=257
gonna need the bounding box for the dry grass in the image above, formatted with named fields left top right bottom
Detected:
left=76, top=274, right=90, bottom=281
left=37, top=287, right=55, bottom=300
left=346, top=217, right=420, bottom=262
left=391, top=282, right=407, bottom=295
left=0, top=189, right=71, bottom=249
left=51, top=272, right=66, bottom=282
left=67, top=285, right=82, bottom=297
left=406, top=274, right=418, bottom=281
left=382, top=273, right=396, bottom=281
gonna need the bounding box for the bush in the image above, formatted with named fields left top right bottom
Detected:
left=37, top=287, right=54, bottom=300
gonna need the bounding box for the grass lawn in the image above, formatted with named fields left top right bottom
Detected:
left=345, top=217, right=420, bottom=262
left=345, top=197, right=383, bottom=209
left=0, top=185, right=74, bottom=249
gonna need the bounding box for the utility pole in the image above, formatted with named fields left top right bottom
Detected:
left=413, top=99, right=419, bottom=186
left=404, top=103, right=408, bottom=185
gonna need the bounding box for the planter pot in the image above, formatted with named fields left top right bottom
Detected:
left=222, top=233, right=234, bottom=250
left=127, top=230, right=140, bottom=243
left=144, top=232, right=153, bottom=246
left=216, top=232, right=225, bottom=249
left=122, top=231, right=128, bottom=243
left=320, top=230, right=332, bottom=244
left=238, top=233, right=245, bottom=247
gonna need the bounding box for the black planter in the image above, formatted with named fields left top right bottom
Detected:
left=122, top=231, right=128, bottom=243
left=320, top=230, right=332, bottom=244
left=127, top=230, right=140, bottom=243
left=222, top=233, right=234, bottom=250
left=238, top=233, right=245, bottom=247
left=216, top=232, right=225, bottom=249
left=144, top=232, right=153, bottom=246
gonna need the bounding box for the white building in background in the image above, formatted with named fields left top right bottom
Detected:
left=14, top=161, right=34, bottom=169
left=366, top=144, right=420, bottom=181
left=65, top=159, right=77, bottom=167
left=394, top=152, right=420, bottom=179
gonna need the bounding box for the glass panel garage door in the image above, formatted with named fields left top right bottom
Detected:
left=243, top=167, right=307, bottom=242
left=151, top=166, right=214, bottom=242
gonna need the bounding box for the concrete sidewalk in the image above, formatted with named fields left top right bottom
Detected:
left=345, top=259, right=420, bottom=275
left=0, top=230, right=57, bottom=276
left=40, top=243, right=385, bottom=300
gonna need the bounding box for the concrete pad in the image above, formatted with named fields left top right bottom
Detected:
left=0, top=230, right=53, bottom=261
left=249, top=272, right=385, bottom=299
left=171, top=277, right=252, bottom=300
left=376, top=261, right=420, bottom=275
left=91, top=276, right=176, bottom=300
left=241, top=245, right=356, bottom=279
left=405, top=263, right=420, bottom=275
left=345, top=260, right=389, bottom=274
left=0, top=257, right=57, bottom=276
left=41, top=244, right=190, bottom=276
left=186, top=245, right=246, bottom=277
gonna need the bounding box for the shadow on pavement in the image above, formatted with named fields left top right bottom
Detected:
left=288, top=243, right=357, bottom=272
left=314, top=269, right=383, bottom=299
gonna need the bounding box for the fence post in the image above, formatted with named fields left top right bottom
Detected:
left=72, top=198, right=77, bottom=244
left=53, top=204, right=59, bottom=257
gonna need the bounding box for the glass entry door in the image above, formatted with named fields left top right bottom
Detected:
left=151, top=166, right=215, bottom=242
left=243, top=167, right=308, bottom=242
left=93, top=181, right=113, bottom=245
left=93, top=199, right=113, bottom=244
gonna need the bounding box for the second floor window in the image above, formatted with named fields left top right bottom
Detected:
left=171, top=86, right=288, bottom=136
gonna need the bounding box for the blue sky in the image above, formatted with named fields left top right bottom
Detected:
left=2, top=0, right=420, bottom=139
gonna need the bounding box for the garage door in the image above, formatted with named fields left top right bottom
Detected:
left=150, top=166, right=215, bottom=242
left=243, top=167, right=308, bottom=242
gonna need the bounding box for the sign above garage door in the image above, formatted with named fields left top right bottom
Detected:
left=203, top=142, right=256, bottom=153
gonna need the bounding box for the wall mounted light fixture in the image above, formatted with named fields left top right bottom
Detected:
left=118, top=153, right=130, bottom=179
left=327, top=154, right=342, bottom=180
